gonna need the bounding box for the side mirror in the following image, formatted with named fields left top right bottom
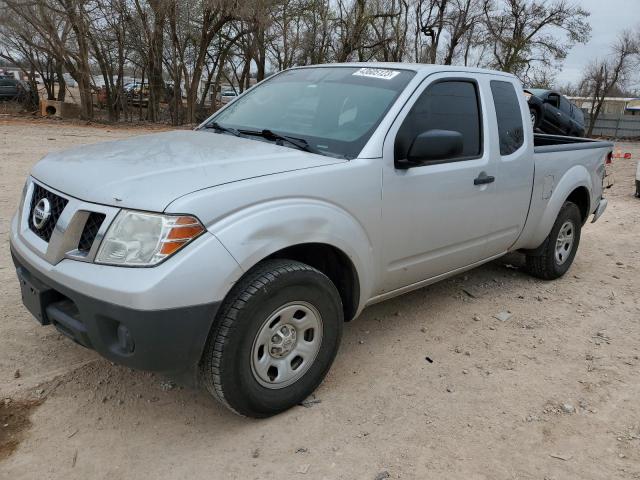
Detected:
left=398, top=129, right=464, bottom=168
left=545, top=95, right=559, bottom=107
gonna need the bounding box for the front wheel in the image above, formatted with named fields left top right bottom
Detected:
left=526, top=201, right=582, bottom=280
left=200, top=259, right=343, bottom=418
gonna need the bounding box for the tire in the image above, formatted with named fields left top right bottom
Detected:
left=200, top=259, right=343, bottom=418
left=635, top=180, right=640, bottom=198
left=526, top=201, right=582, bottom=280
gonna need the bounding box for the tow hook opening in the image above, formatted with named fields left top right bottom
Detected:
left=116, top=324, right=135, bottom=354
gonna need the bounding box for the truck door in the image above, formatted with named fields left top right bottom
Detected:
left=379, top=74, right=495, bottom=293
left=559, top=96, right=574, bottom=134
left=483, top=79, right=534, bottom=256
left=546, top=93, right=565, bottom=133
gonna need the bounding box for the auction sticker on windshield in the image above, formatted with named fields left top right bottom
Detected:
left=352, top=68, right=400, bottom=80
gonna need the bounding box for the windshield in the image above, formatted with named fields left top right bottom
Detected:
left=206, top=66, right=415, bottom=158
left=525, top=88, right=549, bottom=97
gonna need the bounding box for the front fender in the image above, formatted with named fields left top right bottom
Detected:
left=517, top=164, right=593, bottom=250
left=209, top=198, right=375, bottom=309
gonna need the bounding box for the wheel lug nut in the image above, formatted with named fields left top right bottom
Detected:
left=271, top=335, right=279, bottom=343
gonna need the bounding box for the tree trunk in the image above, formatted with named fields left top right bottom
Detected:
left=75, top=74, right=93, bottom=120
left=147, top=7, right=166, bottom=122
left=56, top=64, right=66, bottom=102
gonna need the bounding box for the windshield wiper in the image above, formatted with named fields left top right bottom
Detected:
left=204, top=121, right=240, bottom=137
left=237, top=128, right=323, bottom=155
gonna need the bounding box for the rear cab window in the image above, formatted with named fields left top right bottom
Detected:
left=490, top=80, right=524, bottom=156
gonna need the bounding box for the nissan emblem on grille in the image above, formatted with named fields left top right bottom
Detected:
left=32, top=198, right=51, bottom=230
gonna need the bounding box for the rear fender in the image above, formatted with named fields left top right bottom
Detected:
left=518, top=164, right=593, bottom=250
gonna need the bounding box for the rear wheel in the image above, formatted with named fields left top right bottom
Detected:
left=200, top=259, right=343, bottom=418
left=526, top=201, right=582, bottom=280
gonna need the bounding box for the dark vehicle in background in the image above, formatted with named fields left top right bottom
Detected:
left=218, top=89, right=238, bottom=105
left=123, top=81, right=149, bottom=96
left=124, top=81, right=149, bottom=106
left=0, top=77, right=39, bottom=107
left=525, top=89, right=585, bottom=137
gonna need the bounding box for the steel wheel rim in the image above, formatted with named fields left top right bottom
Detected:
left=251, top=301, right=323, bottom=389
left=555, top=220, right=575, bottom=265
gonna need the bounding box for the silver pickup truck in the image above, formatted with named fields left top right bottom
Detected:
left=10, top=64, right=612, bottom=417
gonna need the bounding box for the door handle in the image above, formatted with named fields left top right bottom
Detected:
left=474, top=173, right=495, bottom=185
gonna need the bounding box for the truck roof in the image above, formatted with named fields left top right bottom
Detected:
left=292, top=62, right=517, bottom=79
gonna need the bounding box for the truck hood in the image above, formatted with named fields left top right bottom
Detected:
left=31, top=130, right=344, bottom=211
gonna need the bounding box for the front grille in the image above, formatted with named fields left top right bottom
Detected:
left=28, top=183, right=68, bottom=242
left=78, top=212, right=106, bottom=253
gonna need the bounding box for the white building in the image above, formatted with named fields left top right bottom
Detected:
left=568, top=96, right=640, bottom=116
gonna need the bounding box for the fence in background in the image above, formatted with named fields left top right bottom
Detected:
left=586, top=114, right=640, bottom=139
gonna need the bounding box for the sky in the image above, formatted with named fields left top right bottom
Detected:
left=556, top=0, right=640, bottom=86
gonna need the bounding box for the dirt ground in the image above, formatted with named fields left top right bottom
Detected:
left=0, top=118, right=639, bottom=479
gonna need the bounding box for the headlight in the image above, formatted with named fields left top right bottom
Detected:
left=95, top=210, right=205, bottom=266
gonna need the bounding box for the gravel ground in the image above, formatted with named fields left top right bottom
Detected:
left=1, top=118, right=639, bottom=479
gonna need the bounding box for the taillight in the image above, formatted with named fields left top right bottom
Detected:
left=606, top=151, right=613, bottom=165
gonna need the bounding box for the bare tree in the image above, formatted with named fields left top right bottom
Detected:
left=441, top=0, right=489, bottom=65
left=483, top=0, right=590, bottom=81
left=0, top=0, right=606, bottom=126
left=579, top=31, right=639, bottom=137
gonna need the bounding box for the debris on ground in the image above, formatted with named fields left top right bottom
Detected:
left=374, top=472, right=391, bottom=480
left=549, top=453, right=572, bottom=461
left=296, top=463, right=310, bottom=474
left=299, top=396, right=321, bottom=408
left=159, top=381, right=176, bottom=391
left=494, top=311, right=513, bottom=322
left=593, top=331, right=611, bottom=345
left=462, top=289, right=477, bottom=299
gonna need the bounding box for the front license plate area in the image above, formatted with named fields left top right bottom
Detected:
left=17, top=269, right=55, bottom=325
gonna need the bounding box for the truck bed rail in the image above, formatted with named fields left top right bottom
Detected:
left=534, top=133, right=613, bottom=153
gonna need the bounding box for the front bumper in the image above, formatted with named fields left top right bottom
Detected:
left=9, top=177, right=245, bottom=376
left=11, top=246, right=220, bottom=375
